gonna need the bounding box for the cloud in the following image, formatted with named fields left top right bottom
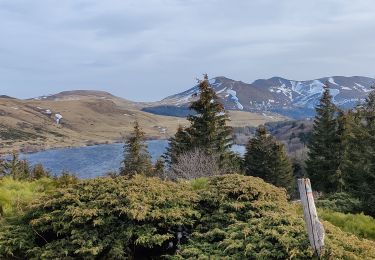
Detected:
left=0, top=0, right=375, bottom=100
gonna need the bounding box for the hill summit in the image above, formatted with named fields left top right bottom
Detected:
left=32, top=90, right=117, bottom=101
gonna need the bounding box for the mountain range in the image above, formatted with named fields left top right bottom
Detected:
left=146, top=75, right=374, bottom=119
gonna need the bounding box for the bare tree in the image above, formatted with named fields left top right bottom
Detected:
left=167, top=148, right=221, bottom=180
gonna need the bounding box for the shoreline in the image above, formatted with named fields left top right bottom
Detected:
left=0, top=136, right=169, bottom=156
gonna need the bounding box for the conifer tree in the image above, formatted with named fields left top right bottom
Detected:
left=342, top=84, right=375, bottom=216
left=335, top=110, right=349, bottom=192
left=244, top=126, right=294, bottom=192
left=1, top=151, right=30, bottom=180
left=306, top=84, right=342, bottom=193
left=120, top=121, right=153, bottom=177
left=164, top=125, right=191, bottom=165
left=187, top=74, right=233, bottom=158
left=153, top=157, right=165, bottom=178
left=165, top=74, right=233, bottom=169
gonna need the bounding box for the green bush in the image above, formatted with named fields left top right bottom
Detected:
left=320, top=210, right=375, bottom=241
left=190, top=177, right=208, bottom=190
left=175, top=175, right=314, bottom=259
left=0, top=177, right=56, bottom=218
left=1, top=175, right=375, bottom=259
left=53, top=171, right=79, bottom=188
left=317, top=192, right=362, bottom=214
left=0, top=175, right=199, bottom=259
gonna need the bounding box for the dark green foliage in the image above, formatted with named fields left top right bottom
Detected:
left=244, top=126, right=294, bottom=193
left=298, top=131, right=311, bottom=146
left=316, top=192, right=362, bottom=214
left=1, top=152, right=30, bottom=180
left=164, top=125, right=192, bottom=165
left=222, top=151, right=244, bottom=174
left=165, top=75, right=233, bottom=170
left=187, top=75, right=233, bottom=159
left=153, top=157, right=165, bottom=177
left=1, top=175, right=375, bottom=259
left=0, top=152, right=49, bottom=181
left=306, top=84, right=344, bottom=193
left=342, top=85, right=375, bottom=216
left=120, top=121, right=153, bottom=177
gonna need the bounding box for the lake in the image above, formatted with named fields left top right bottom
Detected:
left=20, top=140, right=245, bottom=178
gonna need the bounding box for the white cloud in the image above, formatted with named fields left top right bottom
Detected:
left=0, top=0, right=375, bottom=100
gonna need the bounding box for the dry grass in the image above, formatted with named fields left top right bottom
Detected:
left=227, top=110, right=286, bottom=127
left=0, top=94, right=285, bottom=153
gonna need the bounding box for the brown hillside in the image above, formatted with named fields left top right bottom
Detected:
left=0, top=92, right=286, bottom=154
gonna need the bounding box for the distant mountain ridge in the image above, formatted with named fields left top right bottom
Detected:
left=0, top=95, right=16, bottom=99
left=157, top=76, right=374, bottom=118
left=32, top=90, right=118, bottom=101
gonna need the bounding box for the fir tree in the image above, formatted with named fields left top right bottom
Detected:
left=165, top=74, right=233, bottom=169
left=153, top=157, right=165, bottom=178
left=164, top=125, right=191, bottom=165
left=244, top=126, right=294, bottom=192
left=335, top=110, right=349, bottom=192
left=306, top=84, right=342, bottom=193
left=120, top=121, right=153, bottom=177
left=187, top=74, right=233, bottom=158
left=1, top=151, right=30, bottom=180
left=342, top=84, right=375, bottom=216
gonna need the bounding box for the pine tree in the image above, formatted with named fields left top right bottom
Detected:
left=244, top=126, right=294, bottom=192
left=306, top=84, right=342, bottom=193
left=1, top=151, right=30, bottom=180
left=335, top=110, right=349, bottom=192
left=120, top=121, right=153, bottom=177
left=153, top=157, right=165, bottom=178
left=187, top=74, right=233, bottom=158
left=164, top=125, right=191, bottom=165
left=342, top=84, right=375, bottom=216
left=165, top=74, right=233, bottom=169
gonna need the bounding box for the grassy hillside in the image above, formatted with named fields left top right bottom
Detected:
left=0, top=93, right=286, bottom=154
left=319, top=210, right=375, bottom=241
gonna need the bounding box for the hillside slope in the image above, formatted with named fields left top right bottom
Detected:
left=0, top=91, right=284, bottom=153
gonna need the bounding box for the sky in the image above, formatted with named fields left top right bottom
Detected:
left=1, top=0, right=375, bottom=101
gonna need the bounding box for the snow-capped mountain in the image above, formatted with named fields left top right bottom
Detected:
left=158, top=76, right=374, bottom=119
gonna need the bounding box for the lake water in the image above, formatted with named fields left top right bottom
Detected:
left=20, top=140, right=245, bottom=178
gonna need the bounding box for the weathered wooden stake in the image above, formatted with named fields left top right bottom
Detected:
left=297, top=178, right=325, bottom=257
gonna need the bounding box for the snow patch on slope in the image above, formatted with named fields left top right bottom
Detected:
left=216, top=87, right=226, bottom=94
left=309, top=80, right=325, bottom=95
left=273, top=84, right=292, bottom=100
left=226, top=89, right=243, bottom=110
left=328, top=77, right=339, bottom=86
left=355, top=83, right=372, bottom=92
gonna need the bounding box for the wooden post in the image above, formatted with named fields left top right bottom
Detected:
left=297, top=178, right=325, bottom=257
